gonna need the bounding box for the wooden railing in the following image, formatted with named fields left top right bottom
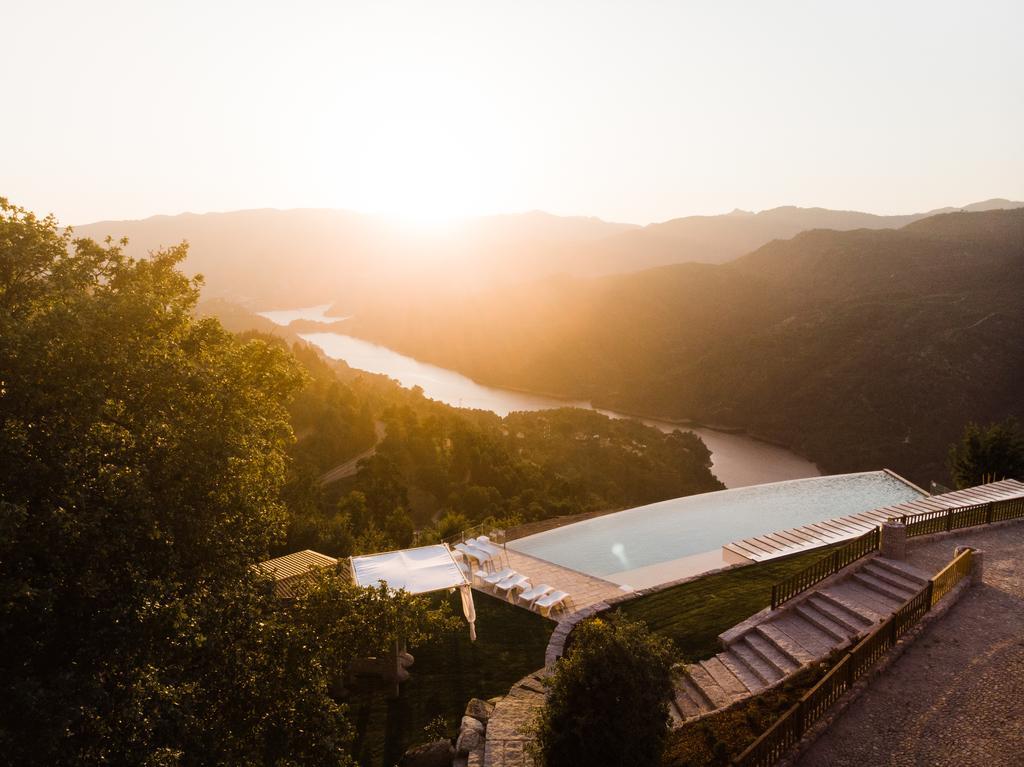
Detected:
left=895, top=497, right=1024, bottom=538
left=930, top=548, right=974, bottom=606
left=734, top=549, right=973, bottom=767
left=771, top=528, right=879, bottom=609
left=772, top=494, right=1024, bottom=611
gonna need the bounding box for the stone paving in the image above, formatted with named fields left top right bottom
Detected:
left=797, top=520, right=1024, bottom=767
left=491, top=547, right=627, bottom=613
left=482, top=669, right=548, bottom=767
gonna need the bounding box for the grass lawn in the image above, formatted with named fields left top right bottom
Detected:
left=348, top=590, right=554, bottom=767
left=620, top=546, right=838, bottom=661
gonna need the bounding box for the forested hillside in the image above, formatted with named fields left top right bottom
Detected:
left=345, top=209, right=1024, bottom=485
left=262, top=334, right=723, bottom=558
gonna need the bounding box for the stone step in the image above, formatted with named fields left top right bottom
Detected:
left=684, top=663, right=735, bottom=709
left=816, top=588, right=886, bottom=626
left=872, top=557, right=930, bottom=586
left=795, top=601, right=857, bottom=643
left=743, top=632, right=800, bottom=676
left=755, top=623, right=816, bottom=666
left=667, top=696, right=687, bottom=725
left=862, top=562, right=926, bottom=594
left=807, top=593, right=874, bottom=632
left=730, top=640, right=785, bottom=686
left=832, top=581, right=904, bottom=613
left=701, top=657, right=750, bottom=698
left=719, top=650, right=768, bottom=694
left=851, top=572, right=916, bottom=603
left=771, top=614, right=841, bottom=656
left=674, top=669, right=715, bottom=714
left=667, top=671, right=708, bottom=716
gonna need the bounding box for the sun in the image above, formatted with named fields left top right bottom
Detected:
left=325, top=71, right=495, bottom=226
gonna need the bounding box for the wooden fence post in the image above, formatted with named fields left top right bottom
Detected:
left=986, top=502, right=994, bottom=524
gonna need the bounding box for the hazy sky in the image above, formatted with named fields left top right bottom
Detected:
left=4, top=1, right=1023, bottom=225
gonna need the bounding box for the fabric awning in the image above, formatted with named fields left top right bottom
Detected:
left=350, top=544, right=469, bottom=593
left=350, top=544, right=476, bottom=640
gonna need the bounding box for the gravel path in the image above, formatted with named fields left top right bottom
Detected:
left=798, top=521, right=1024, bottom=767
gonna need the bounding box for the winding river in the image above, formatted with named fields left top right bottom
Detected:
left=259, top=306, right=820, bottom=488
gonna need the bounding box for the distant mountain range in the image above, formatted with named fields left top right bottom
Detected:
left=344, top=208, right=1024, bottom=485
left=72, top=199, right=1023, bottom=309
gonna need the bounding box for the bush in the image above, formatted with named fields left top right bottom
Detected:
left=948, top=418, right=1024, bottom=488
left=533, top=613, right=674, bottom=767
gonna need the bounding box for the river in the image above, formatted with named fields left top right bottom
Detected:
left=259, top=306, right=820, bottom=488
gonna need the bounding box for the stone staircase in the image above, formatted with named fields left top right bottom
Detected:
left=669, top=556, right=929, bottom=722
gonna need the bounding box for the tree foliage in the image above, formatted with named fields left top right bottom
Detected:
left=948, top=418, right=1024, bottom=488
left=533, top=614, right=674, bottom=767
left=0, top=199, right=452, bottom=765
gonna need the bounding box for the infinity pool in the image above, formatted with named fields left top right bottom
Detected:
left=508, top=471, right=924, bottom=586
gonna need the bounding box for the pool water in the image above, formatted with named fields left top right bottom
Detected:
left=508, top=471, right=924, bottom=583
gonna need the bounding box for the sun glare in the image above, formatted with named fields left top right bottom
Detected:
left=327, top=70, right=494, bottom=227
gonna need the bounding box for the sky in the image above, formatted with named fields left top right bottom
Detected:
left=3, top=0, right=1023, bottom=226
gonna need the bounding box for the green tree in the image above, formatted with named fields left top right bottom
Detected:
left=0, top=199, right=451, bottom=765
left=948, top=418, right=1024, bottom=489
left=533, top=614, right=674, bottom=767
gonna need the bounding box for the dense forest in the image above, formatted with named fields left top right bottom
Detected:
left=0, top=200, right=458, bottom=765
left=254, top=332, right=723, bottom=558
left=344, top=209, right=1024, bottom=485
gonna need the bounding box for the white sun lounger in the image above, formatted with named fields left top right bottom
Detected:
left=493, top=573, right=530, bottom=599
left=480, top=567, right=515, bottom=585
left=534, top=590, right=571, bottom=616
left=467, top=537, right=503, bottom=557
left=454, top=542, right=492, bottom=569
left=518, top=583, right=554, bottom=605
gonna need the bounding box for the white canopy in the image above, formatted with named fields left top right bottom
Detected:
left=350, top=544, right=469, bottom=593
left=350, top=544, right=476, bottom=640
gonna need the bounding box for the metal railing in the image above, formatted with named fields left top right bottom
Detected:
left=443, top=519, right=506, bottom=546
left=735, top=549, right=973, bottom=767
left=771, top=528, right=879, bottom=609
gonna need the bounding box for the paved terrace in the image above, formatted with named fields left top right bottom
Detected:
left=798, top=520, right=1024, bottom=766
left=724, top=478, right=1024, bottom=564
left=476, top=547, right=627, bottom=614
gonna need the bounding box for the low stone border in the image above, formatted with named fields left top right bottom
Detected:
left=774, top=573, right=975, bottom=766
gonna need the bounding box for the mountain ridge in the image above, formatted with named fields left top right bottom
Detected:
left=342, top=208, right=1024, bottom=485
left=71, top=199, right=1023, bottom=309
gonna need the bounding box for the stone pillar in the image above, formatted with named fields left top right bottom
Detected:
left=956, top=546, right=984, bottom=584
left=880, top=521, right=907, bottom=561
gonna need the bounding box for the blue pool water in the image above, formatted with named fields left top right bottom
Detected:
left=508, top=471, right=924, bottom=580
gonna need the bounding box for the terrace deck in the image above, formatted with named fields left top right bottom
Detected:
left=474, top=547, right=628, bottom=615
left=722, top=479, right=1024, bottom=564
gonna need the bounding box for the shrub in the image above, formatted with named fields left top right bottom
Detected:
left=533, top=613, right=674, bottom=767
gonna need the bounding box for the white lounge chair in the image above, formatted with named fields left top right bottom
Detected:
left=477, top=565, right=512, bottom=581
left=535, top=590, right=572, bottom=616
left=493, top=573, right=530, bottom=600
left=466, top=537, right=505, bottom=567
left=518, top=583, right=554, bottom=605
left=454, top=542, right=492, bottom=569
left=467, top=537, right=502, bottom=557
